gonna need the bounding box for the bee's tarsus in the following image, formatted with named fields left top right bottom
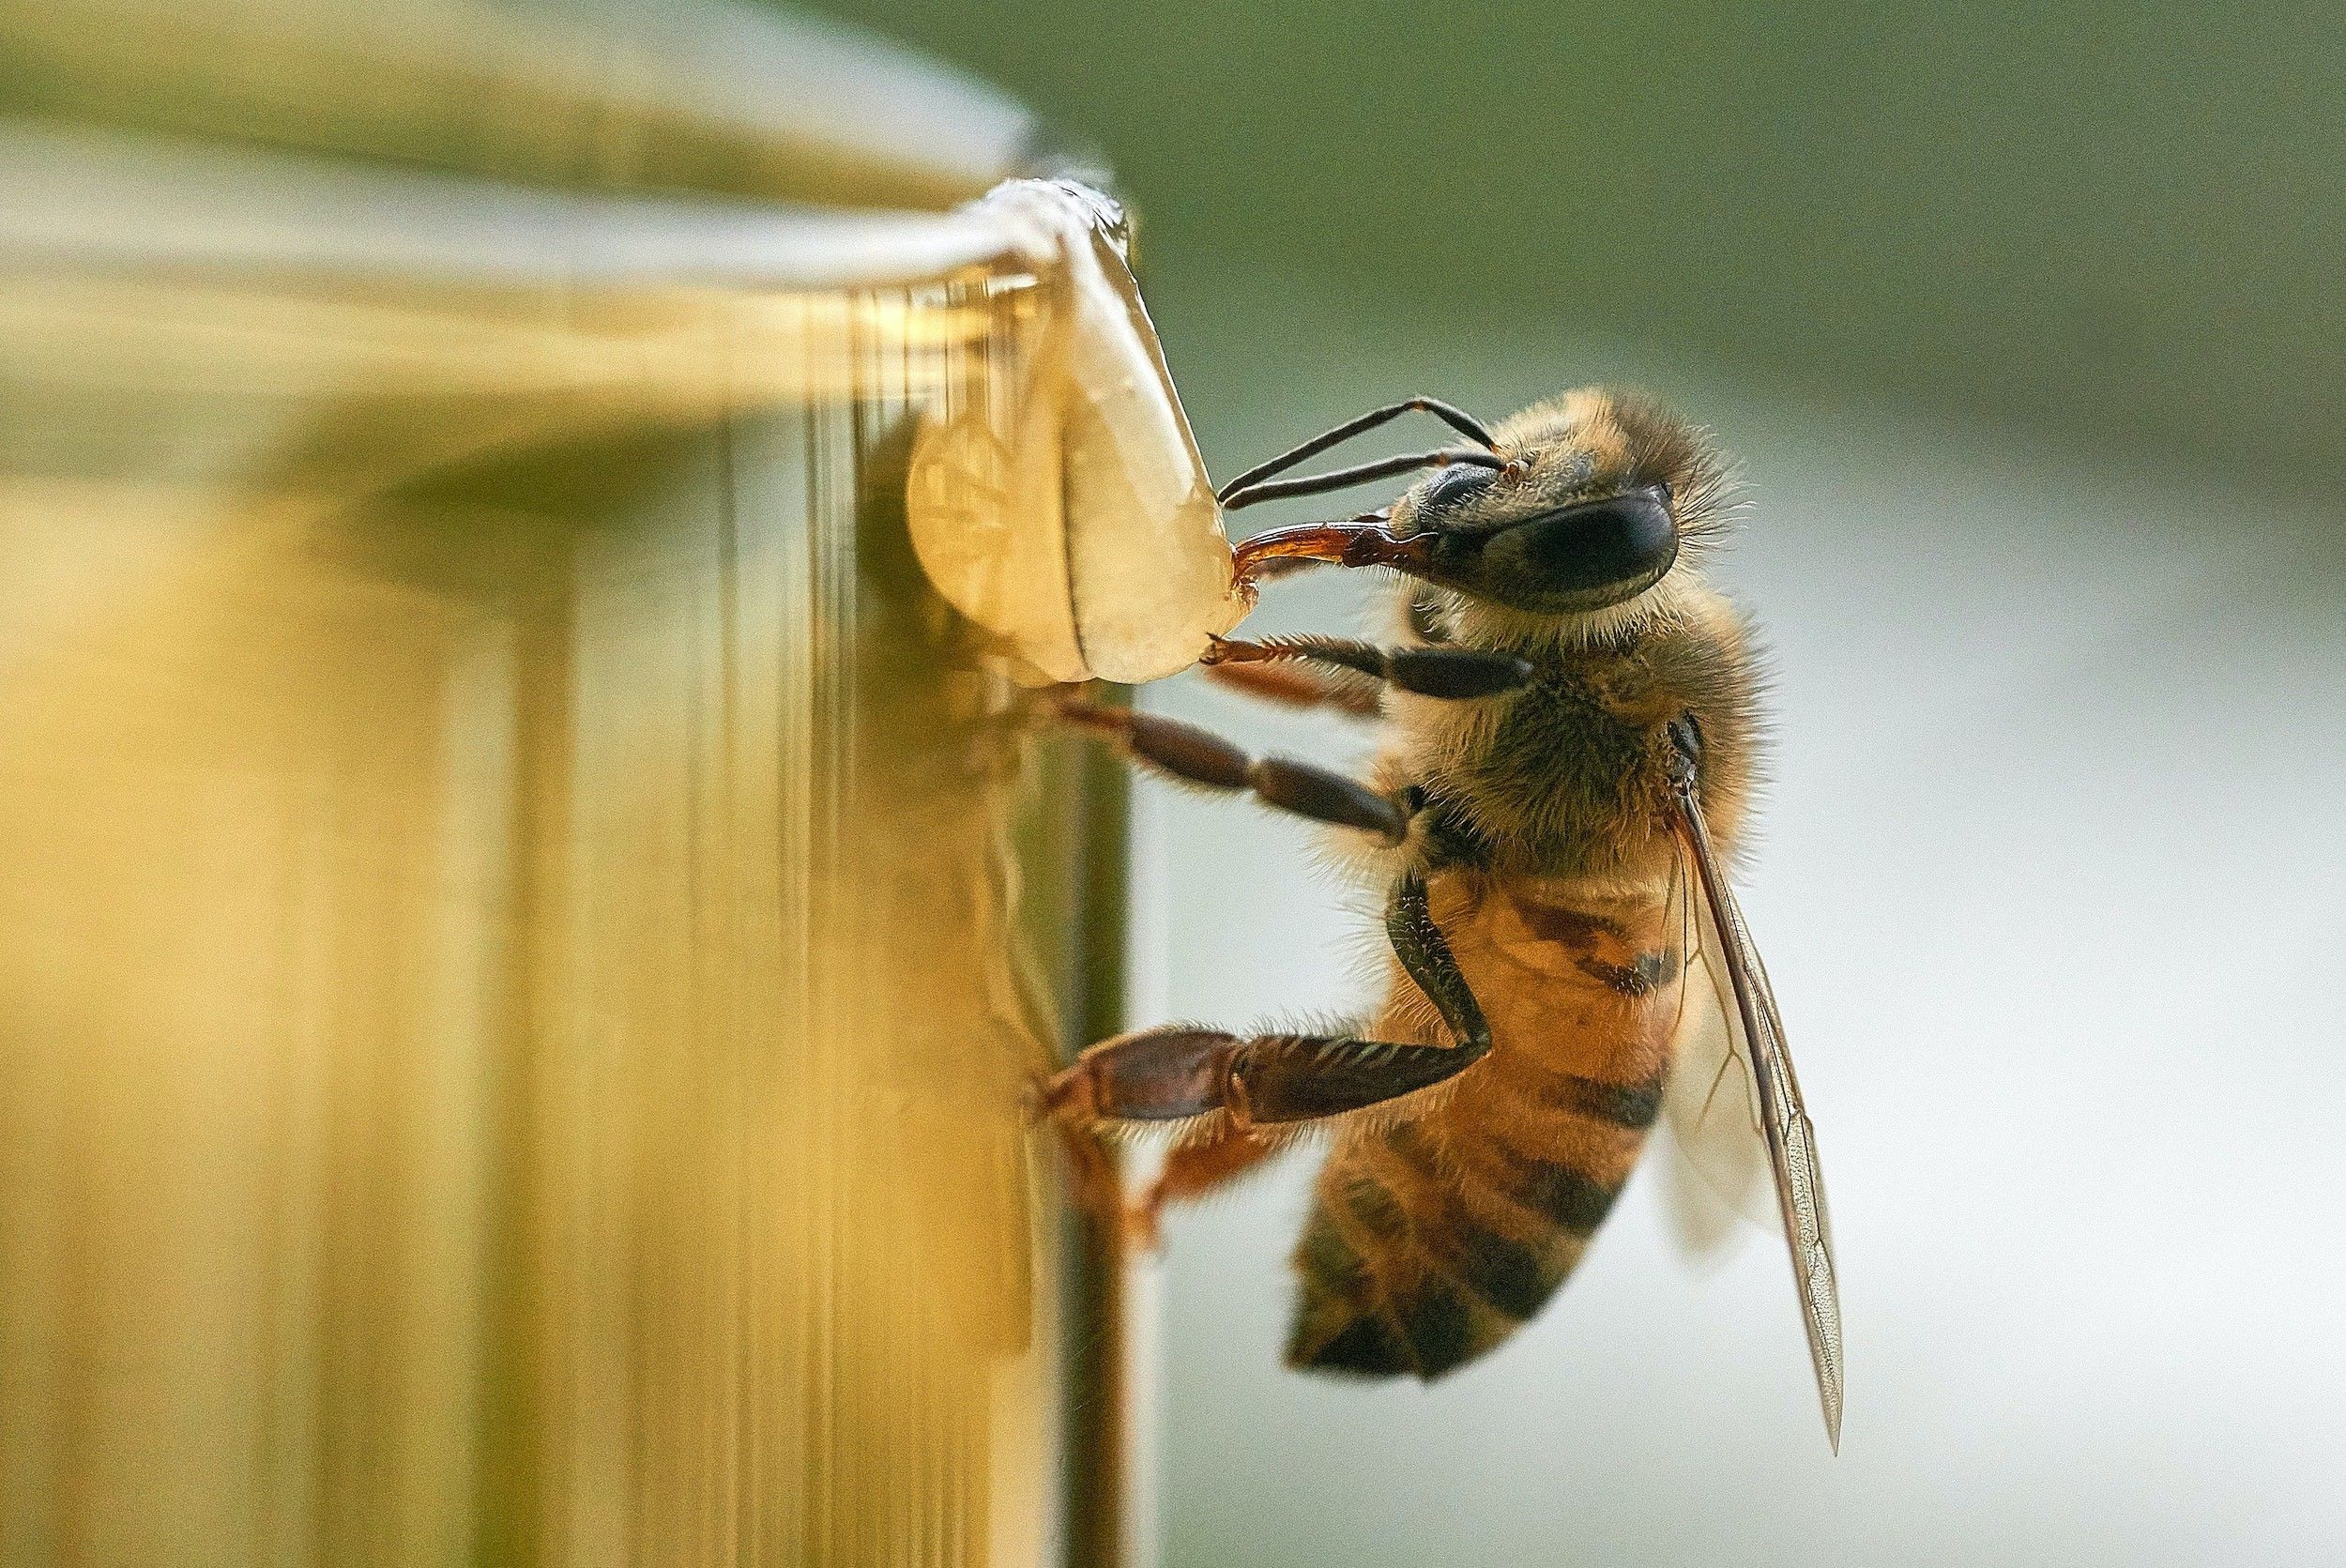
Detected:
left=1246, top=758, right=1411, bottom=841
left=1197, top=656, right=1385, bottom=718
left=1030, top=1058, right=1098, bottom=1124
left=1038, top=1027, right=1240, bottom=1123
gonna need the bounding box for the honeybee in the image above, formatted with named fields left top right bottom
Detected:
left=1036, top=388, right=1844, bottom=1449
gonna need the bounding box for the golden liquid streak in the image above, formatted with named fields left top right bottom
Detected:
left=1, top=194, right=1119, bottom=1568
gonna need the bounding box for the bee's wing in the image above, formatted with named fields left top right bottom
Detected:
left=1668, top=781, right=1845, bottom=1453
left=1660, top=928, right=1778, bottom=1245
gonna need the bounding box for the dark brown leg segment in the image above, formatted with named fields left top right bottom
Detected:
left=1206, top=636, right=1531, bottom=701
left=1036, top=875, right=1492, bottom=1129
left=1057, top=700, right=1409, bottom=839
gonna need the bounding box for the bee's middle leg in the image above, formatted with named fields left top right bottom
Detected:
left=1055, top=698, right=1411, bottom=838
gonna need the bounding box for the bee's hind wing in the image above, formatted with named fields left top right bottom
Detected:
left=1666, top=781, right=1845, bottom=1454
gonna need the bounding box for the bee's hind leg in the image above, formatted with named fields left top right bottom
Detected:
left=1030, top=1101, right=1125, bottom=1227
left=1035, top=874, right=1491, bottom=1132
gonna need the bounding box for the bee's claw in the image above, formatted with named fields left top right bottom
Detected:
left=1027, top=1059, right=1098, bottom=1127
left=1028, top=1089, right=1124, bottom=1228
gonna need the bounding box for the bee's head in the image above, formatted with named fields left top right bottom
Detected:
left=1388, top=388, right=1735, bottom=621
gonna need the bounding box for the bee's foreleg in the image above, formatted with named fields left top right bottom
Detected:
left=1055, top=700, right=1409, bottom=839
left=1034, top=875, right=1492, bottom=1129
left=1196, top=657, right=1384, bottom=717
left=1205, top=636, right=1531, bottom=701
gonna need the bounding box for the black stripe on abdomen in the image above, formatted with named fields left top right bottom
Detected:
left=1426, top=1222, right=1561, bottom=1319
left=1507, top=1155, right=1622, bottom=1235
left=1288, top=1112, right=1643, bottom=1381
left=1287, top=1204, right=1481, bottom=1378
left=1530, top=1068, right=1666, bottom=1130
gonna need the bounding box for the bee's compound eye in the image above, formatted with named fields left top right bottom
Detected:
left=1463, top=483, right=1678, bottom=614
left=1418, top=462, right=1496, bottom=516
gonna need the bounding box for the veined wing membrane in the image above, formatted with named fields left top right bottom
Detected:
left=1667, top=774, right=1845, bottom=1452
left=1661, top=903, right=1776, bottom=1243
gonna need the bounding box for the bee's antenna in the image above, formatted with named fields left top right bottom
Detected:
left=1215, top=396, right=1498, bottom=506
left=1221, top=448, right=1501, bottom=512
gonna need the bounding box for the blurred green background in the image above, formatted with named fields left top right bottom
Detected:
left=810, top=0, right=2343, bottom=498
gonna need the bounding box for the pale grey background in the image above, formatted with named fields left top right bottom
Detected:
left=1124, top=319, right=2346, bottom=1564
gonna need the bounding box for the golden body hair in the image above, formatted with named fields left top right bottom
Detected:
left=1044, top=388, right=1836, bottom=1408
left=1256, top=392, right=1766, bottom=1375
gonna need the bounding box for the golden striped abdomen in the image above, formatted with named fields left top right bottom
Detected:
left=1286, top=873, right=1684, bottom=1378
